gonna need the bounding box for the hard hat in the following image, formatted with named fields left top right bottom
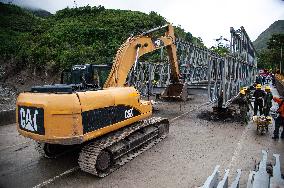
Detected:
left=240, top=90, right=245, bottom=95
left=265, top=85, right=270, bottom=91
left=256, top=84, right=261, bottom=89
left=243, top=87, right=248, bottom=91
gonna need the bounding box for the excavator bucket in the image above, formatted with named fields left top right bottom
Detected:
left=161, top=83, right=188, bottom=101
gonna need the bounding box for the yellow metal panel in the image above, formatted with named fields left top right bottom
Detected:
left=16, top=92, right=83, bottom=144
left=77, top=89, right=114, bottom=112
left=16, top=87, right=152, bottom=144
left=105, top=87, right=140, bottom=107
left=17, top=93, right=81, bottom=114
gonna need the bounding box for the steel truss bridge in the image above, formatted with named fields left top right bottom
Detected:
left=127, top=26, right=257, bottom=108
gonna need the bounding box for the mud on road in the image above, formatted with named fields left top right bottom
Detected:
left=0, top=93, right=283, bottom=188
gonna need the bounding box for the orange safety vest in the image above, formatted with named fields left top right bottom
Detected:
left=273, top=97, right=284, bottom=118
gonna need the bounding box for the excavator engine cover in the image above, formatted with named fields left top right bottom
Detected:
left=161, top=83, right=188, bottom=101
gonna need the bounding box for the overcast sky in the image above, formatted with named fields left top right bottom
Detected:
left=3, top=0, right=284, bottom=47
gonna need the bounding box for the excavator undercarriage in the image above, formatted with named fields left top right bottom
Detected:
left=35, top=117, right=169, bottom=177
left=79, top=117, right=169, bottom=177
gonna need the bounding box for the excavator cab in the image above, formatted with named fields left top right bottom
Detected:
left=61, top=64, right=111, bottom=90
left=31, top=64, right=111, bottom=93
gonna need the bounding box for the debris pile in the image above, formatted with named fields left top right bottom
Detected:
left=197, top=107, right=244, bottom=123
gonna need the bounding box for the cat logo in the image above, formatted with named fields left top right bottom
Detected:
left=154, top=39, right=161, bottom=47
left=153, top=39, right=164, bottom=48
left=125, top=108, right=134, bottom=119
left=19, top=107, right=39, bottom=132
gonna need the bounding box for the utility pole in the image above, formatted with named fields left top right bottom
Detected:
left=273, top=39, right=283, bottom=74
left=281, top=45, right=283, bottom=74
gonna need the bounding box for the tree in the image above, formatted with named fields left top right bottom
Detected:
left=267, top=34, right=284, bottom=50
left=260, top=34, right=284, bottom=73
left=210, top=36, right=230, bottom=56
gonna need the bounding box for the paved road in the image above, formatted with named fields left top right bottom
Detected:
left=0, top=89, right=283, bottom=188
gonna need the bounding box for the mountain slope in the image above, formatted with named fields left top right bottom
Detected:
left=25, top=8, right=52, bottom=17
left=0, top=3, right=199, bottom=73
left=253, top=20, right=284, bottom=52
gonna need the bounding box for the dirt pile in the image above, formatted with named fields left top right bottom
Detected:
left=197, top=107, right=244, bottom=123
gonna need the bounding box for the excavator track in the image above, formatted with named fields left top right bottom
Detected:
left=35, top=142, right=79, bottom=159
left=78, top=117, right=169, bottom=177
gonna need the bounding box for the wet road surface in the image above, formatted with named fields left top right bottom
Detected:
left=0, top=87, right=283, bottom=188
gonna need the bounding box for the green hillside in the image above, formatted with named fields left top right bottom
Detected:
left=253, top=20, right=284, bottom=52
left=0, top=2, right=200, bottom=78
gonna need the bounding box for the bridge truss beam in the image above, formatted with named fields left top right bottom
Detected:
left=127, top=26, right=257, bottom=108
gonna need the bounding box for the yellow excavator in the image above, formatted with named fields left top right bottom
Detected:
left=16, top=24, right=187, bottom=177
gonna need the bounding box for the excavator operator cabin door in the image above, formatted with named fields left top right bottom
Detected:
left=91, top=65, right=111, bottom=88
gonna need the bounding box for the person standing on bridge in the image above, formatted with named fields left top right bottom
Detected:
left=255, top=75, right=261, bottom=84
left=262, top=76, right=266, bottom=85
left=271, top=74, right=276, bottom=86
left=272, top=96, right=284, bottom=139
left=263, top=85, right=273, bottom=116
left=253, top=84, right=265, bottom=116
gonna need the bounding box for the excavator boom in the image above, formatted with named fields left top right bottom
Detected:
left=104, top=24, right=180, bottom=88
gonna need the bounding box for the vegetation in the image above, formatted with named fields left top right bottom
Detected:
left=210, top=36, right=230, bottom=56
left=0, top=3, right=204, bottom=75
left=257, top=34, right=284, bottom=72
left=253, top=20, right=284, bottom=52
left=253, top=20, right=284, bottom=72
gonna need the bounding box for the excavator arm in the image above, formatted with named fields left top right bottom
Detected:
left=104, top=24, right=180, bottom=88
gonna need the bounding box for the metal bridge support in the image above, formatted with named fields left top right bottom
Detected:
left=127, top=26, right=257, bottom=107
left=202, top=166, right=241, bottom=188
left=247, top=150, right=284, bottom=188
left=202, top=165, right=220, bottom=188
left=270, top=154, right=284, bottom=187
left=247, top=150, right=270, bottom=188
left=202, top=151, right=284, bottom=188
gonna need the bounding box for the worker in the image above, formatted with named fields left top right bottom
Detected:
left=243, top=87, right=250, bottom=97
left=243, top=86, right=253, bottom=108
left=253, top=84, right=265, bottom=115
left=262, top=76, right=266, bottom=85
left=92, top=70, right=100, bottom=88
left=266, top=75, right=270, bottom=84
left=271, top=74, right=276, bottom=86
left=272, top=96, right=284, bottom=139
left=238, top=89, right=250, bottom=124
left=263, top=85, right=273, bottom=116
left=255, top=75, right=261, bottom=84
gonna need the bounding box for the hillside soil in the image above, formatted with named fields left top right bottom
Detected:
left=0, top=61, right=59, bottom=110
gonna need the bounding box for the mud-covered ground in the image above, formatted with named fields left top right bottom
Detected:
left=0, top=88, right=283, bottom=188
